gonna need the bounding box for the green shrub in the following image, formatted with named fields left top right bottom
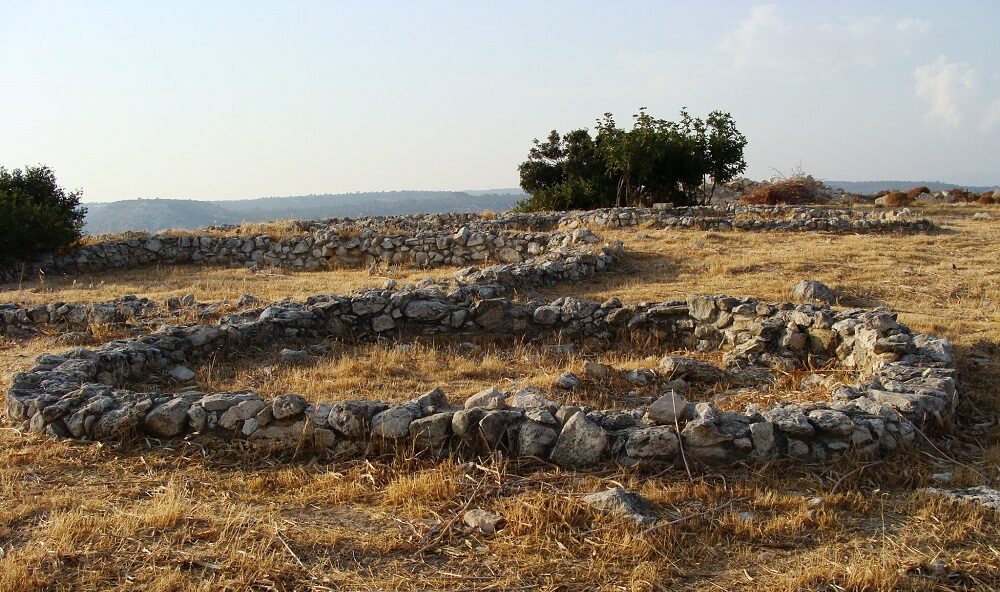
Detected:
left=516, top=108, right=747, bottom=211
left=0, top=165, right=86, bottom=262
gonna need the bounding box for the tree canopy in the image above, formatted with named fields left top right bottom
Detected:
left=516, top=108, right=747, bottom=211
left=0, top=165, right=86, bottom=262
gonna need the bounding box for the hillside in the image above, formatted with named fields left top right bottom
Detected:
left=83, top=190, right=526, bottom=234
left=825, top=180, right=1000, bottom=194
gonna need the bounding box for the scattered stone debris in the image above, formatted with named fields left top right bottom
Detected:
left=925, top=486, right=1000, bottom=512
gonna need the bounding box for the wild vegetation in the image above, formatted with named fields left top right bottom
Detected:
left=0, top=165, right=86, bottom=261
left=516, top=109, right=747, bottom=211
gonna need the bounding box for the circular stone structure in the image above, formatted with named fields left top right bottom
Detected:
left=0, top=205, right=935, bottom=282
left=7, top=288, right=957, bottom=468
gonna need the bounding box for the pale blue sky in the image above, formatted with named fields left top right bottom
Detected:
left=2, top=1, right=998, bottom=202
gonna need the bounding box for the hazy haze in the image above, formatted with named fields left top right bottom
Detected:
left=1, top=1, right=998, bottom=203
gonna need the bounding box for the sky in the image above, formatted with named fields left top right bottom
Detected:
left=1, top=1, right=998, bottom=203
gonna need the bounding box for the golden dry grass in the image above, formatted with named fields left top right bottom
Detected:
left=0, top=263, right=459, bottom=307
left=183, top=340, right=845, bottom=412
left=0, top=205, right=998, bottom=591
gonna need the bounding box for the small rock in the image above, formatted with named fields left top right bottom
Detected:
left=168, top=366, right=196, bottom=382
left=278, top=349, right=310, bottom=366
left=236, top=293, right=259, bottom=307
left=464, top=387, right=506, bottom=409
left=582, top=487, right=655, bottom=525
left=549, top=412, right=607, bottom=467
left=972, top=212, right=991, bottom=220
left=371, top=404, right=420, bottom=439
left=930, top=472, right=953, bottom=484
left=645, top=391, right=689, bottom=425
left=791, top=279, right=836, bottom=304
left=555, top=372, right=581, bottom=390
left=624, top=368, right=655, bottom=386
left=272, top=394, right=308, bottom=420
left=463, top=508, right=504, bottom=534
left=582, top=361, right=612, bottom=379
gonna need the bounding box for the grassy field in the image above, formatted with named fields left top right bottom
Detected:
left=0, top=205, right=997, bottom=591
left=0, top=263, right=460, bottom=307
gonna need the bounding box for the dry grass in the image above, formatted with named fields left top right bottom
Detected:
left=177, top=340, right=846, bottom=412
left=0, top=263, right=460, bottom=307
left=1, top=205, right=999, bottom=590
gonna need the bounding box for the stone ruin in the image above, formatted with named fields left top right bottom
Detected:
left=1, top=204, right=935, bottom=283
left=2, top=211, right=958, bottom=471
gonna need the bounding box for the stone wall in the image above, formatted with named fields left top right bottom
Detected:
left=0, top=226, right=598, bottom=283
left=560, top=204, right=936, bottom=233
left=1, top=205, right=935, bottom=282
left=0, top=236, right=623, bottom=337
left=7, top=288, right=956, bottom=468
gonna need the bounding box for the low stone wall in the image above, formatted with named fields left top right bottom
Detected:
left=7, top=288, right=956, bottom=468
left=0, top=226, right=598, bottom=283
left=0, top=239, right=623, bottom=337
left=560, top=204, right=936, bottom=233
left=1, top=205, right=935, bottom=283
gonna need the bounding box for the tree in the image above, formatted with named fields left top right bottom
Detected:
left=516, top=108, right=747, bottom=211
left=516, top=129, right=616, bottom=211
left=0, top=165, right=86, bottom=262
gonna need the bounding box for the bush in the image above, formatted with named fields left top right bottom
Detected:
left=0, top=165, right=86, bottom=262
left=516, top=108, right=748, bottom=211
left=906, top=186, right=931, bottom=198
left=739, top=176, right=832, bottom=205
left=882, top=191, right=913, bottom=207
left=977, top=191, right=996, bottom=205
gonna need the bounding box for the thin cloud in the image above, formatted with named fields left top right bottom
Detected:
left=914, top=55, right=978, bottom=130
left=896, top=17, right=931, bottom=34
left=719, top=5, right=932, bottom=73
left=981, top=99, right=1000, bottom=133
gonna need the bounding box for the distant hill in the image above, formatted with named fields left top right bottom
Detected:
left=825, top=180, right=1000, bottom=194
left=83, top=190, right=526, bottom=234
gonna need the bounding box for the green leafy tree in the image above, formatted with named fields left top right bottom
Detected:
left=517, top=108, right=747, bottom=211
left=516, top=129, right=616, bottom=211
left=0, top=165, right=86, bottom=262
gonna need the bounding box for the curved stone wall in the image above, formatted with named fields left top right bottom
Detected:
left=1, top=205, right=935, bottom=282
left=0, top=235, right=622, bottom=337
left=6, top=288, right=956, bottom=468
